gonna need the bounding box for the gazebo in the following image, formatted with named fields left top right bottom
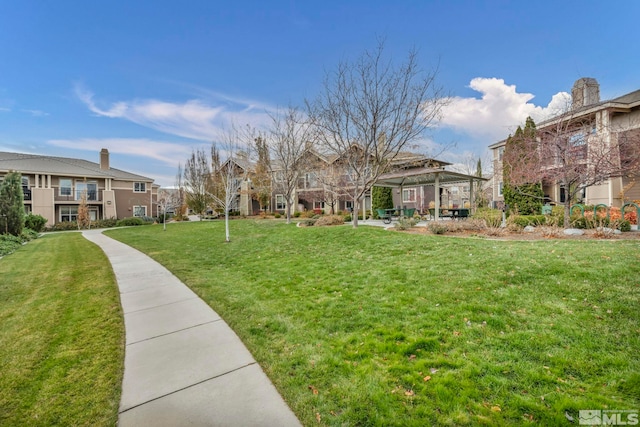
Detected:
left=375, top=166, right=489, bottom=220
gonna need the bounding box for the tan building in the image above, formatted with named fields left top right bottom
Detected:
left=490, top=78, right=640, bottom=208
left=0, top=148, right=157, bottom=225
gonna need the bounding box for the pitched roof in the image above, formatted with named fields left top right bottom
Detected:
left=0, top=151, right=153, bottom=181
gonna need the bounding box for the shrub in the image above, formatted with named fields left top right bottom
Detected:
left=93, top=218, right=118, bottom=229
left=299, top=219, right=317, bottom=227
left=427, top=222, right=448, bottom=235
left=45, top=221, right=80, bottom=232
left=472, top=208, right=502, bottom=228
left=0, top=234, right=24, bottom=257
left=394, top=217, right=417, bottom=230
left=293, top=211, right=301, bottom=218
left=20, top=228, right=39, bottom=241
left=24, top=214, right=47, bottom=232
left=274, top=213, right=281, bottom=219
left=619, top=220, right=631, bottom=232
left=116, top=217, right=145, bottom=227
left=315, top=215, right=345, bottom=226
left=343, top=215, right=352, bottom=222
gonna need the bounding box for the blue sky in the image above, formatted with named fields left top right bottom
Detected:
left=1, top=0, right=639, bottom=186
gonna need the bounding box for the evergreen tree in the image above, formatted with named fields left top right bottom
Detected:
left=0, top=171, right=25, bottom=236
left=503, top=117, right=543, bottom=215
left=252, top=135, right=272, bottom=212
left=372, top=186, right=393, bottom=217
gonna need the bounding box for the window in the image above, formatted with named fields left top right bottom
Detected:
left=313, top=201, right=325, bottom=209
left=569, top=133, right=586, bottom=146
left=76, top=181, right=98, bottom=201
left=60, top=179, right=72, bottom=196
left=498, top=181, right=503, bottom=196
left=275, top=194, right=286, bottom=210
left=133, top=206, right=147, bottom=217
left=21, top=176, right=29, bottom=187
left=402, top=188, right=417, bottom=203
left=60, top=206, right=78, bottom=222
left=345, top=200, right=353, bottom=211
left=498, top=147, right=505, bottom=161
left=134, top=182, right=146, bottom=193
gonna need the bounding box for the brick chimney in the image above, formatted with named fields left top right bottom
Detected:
left=100, top=148, right=110, bottom=170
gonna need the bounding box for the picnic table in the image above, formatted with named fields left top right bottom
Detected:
left=377, top=208, right=416, bottom=224
left=427, top=208, right=469, bottom=220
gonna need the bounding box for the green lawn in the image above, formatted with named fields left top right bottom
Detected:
left=0, top=233, right=124, bottom=426
left=107, top=220, right=640, bottom=426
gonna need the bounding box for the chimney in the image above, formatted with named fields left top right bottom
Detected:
left=100, top=148, right=110, bottom=170
left=571, top=78, right=600, bottom=109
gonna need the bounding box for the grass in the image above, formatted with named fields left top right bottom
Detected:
left=106, top=220, right=640, bottom=426
left=0, top=232, right=124, bottom=426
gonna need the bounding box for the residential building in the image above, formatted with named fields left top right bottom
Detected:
left=490, top=78, right=640, bottom=208
left=0, top=149, right=157, bottom=225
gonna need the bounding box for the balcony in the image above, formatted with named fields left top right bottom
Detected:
left=55, top=191, right=101, bottom=202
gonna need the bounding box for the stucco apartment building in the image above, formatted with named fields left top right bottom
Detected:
left=0, top=148, right=157, bottom=226
left=490, top=78, right=640, bottom=208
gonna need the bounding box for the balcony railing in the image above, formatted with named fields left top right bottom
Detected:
left=55, top=191, right=101, bottom=202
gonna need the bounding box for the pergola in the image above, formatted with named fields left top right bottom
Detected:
left=375, top=166, right=489, bottom=220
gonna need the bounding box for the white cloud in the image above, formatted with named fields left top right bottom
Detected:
left=74, top=84, right=276, bottom=141
left=48, top=137, right=196, bottom=168
left=21, top=109, right=50, bottom=117
left=439, top=78, right=571, bottom=141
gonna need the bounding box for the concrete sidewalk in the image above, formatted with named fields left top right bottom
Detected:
left=82, top=229, right=301, bottom=427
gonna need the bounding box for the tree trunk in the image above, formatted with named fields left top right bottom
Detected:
left=564, top=200, right=571, bottom=229
left=352, top=198, right=359, bottom=228
left=225, top=211, right=230, bottom=242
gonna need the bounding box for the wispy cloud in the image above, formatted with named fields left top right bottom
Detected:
left=48, top=137, right=196, bottom=168
left=439, top=78, right=571, bottom=141
left=21, top=109, right=50, bottom=117
left=0, top=107, right=10, bottom=112
left=74, top=83, right=276, bottom=141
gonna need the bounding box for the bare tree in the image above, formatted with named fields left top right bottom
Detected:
left=307, top=41, right=446, bottom=227
left=506, top=111, right=640, bottom=227
left=209, top=125, right=253, bottom=242
left=269, top=106, right=313, bottom=224
left=183, top=148, right=214, bottom=218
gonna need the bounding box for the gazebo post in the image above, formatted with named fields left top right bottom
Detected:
left=434, top=173, right=440, bottom=221
left=469, top=177, right=474, bottom=214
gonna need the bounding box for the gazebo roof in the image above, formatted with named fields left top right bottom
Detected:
left=376, top=167, right=488, bottom=188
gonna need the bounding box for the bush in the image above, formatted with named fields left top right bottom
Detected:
left=116, top=217, right=145, bottom=227
left=427, top=222, right=448, bottom=235
left=299, top=219, right=317, bottom=227
left=619, top=220, right=631, bottom=232
left=274, top=213, right=281, bottom=219
left=472, top=208, right=502, bottom=228
left=24, top=214, right=47, bottom=232
left=343, top=215, right=352, bottom=222
left=509, top=214, right=547, bottom=228
left=315, top=215, right=345, bottom=226
left=45, top=221, right=80, bottom=232
left=20, top=228, right=39, bottom=241
left=93, top=218, right=118, bottom=229
left=293, top=211, right=301, bottom=218
left=394, top=217, right=418, bottom=230
left=0, top=234, right=24, bottom=257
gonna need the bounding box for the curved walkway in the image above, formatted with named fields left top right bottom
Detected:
left=82, top=229, right=301, bottom=427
